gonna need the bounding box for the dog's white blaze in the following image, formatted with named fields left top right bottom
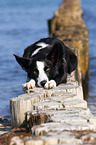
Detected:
left=36, top=61, right=49, bottom=86
left=31, top=42, right=49, bottom=56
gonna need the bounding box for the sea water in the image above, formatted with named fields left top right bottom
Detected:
left=81, top=0, right=96, bottom=114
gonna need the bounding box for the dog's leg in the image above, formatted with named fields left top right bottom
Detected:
left=44, top=80, right=56, bottom=89
left=22, top=79, right=36, bottom=92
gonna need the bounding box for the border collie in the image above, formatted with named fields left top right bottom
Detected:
left=14, top=37, right=77, bottom=90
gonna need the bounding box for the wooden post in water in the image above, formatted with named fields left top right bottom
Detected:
left=48, top=0, right=89, bottom=99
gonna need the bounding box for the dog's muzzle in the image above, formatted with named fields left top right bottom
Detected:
left=40, top=80, right=47, bottom=87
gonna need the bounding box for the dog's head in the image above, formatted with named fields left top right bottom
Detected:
left=14, top=42, right=77, bottom=87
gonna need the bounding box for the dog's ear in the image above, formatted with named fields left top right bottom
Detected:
left=67, top=50, right=78, bottom=74
left=14, top=54, right=30, bottom=72
left=46, top=42, right=63, bottom=65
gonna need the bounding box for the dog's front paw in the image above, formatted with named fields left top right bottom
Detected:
left=22, top=79, right=35, bottom=92
left=44, top=80, right=56, bottom=89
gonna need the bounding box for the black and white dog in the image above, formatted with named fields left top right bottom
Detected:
left=14, top=37, right=77, bottom=90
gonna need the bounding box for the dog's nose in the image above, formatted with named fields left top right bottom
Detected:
left=40, top=80, right=47, bottom=87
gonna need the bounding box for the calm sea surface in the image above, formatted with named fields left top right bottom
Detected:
left=81, top=0, right=96, bottom=114
left=0, top=0, right=96, bottom=119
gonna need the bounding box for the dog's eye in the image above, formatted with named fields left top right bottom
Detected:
left=34, top=71, right=37, bottom=75
left=45, top=67, right=50, bottom=72
left=46, top=68, right=50, bottom=71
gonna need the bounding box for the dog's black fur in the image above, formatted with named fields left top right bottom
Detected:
left=14, top=37, right=77, bottom=89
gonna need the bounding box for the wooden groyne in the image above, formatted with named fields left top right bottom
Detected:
left=2, top=0, right=96, bottom=144
left=48, top=0, right=89, bottom=100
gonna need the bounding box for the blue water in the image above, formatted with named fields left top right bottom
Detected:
left=0, top=0, right=96, bottom=119
left=81, top=0, right=96, bottom=100
left=81, top=0, right=96, bottom=114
